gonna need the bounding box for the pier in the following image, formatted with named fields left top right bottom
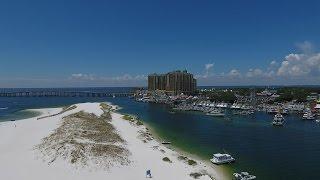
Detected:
left=0, top=91, right=133, bottom=98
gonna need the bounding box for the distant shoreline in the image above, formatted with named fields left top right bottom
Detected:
left=0, top=84, right=320, bottom=89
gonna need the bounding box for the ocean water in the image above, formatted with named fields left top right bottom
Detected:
left=0, top=87, right=133, bottom=122
left=1, top=91, right=320, bottom=179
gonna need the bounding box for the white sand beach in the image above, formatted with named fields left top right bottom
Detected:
left=0, top=102, right=227, bottom=180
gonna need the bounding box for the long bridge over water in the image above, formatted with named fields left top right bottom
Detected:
left=0, top=91, right=134, bottom=98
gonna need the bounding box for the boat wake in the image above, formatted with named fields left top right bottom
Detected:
left=0, top=107, right=8, bottom=110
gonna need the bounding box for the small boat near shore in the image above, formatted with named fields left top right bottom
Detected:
left=272, top=113, right=284, bottom=126
left=161, top=141, right=171, bottom=145
left=233, top=172, right=256, bottom=180
left=302, top=111, right=315, bottom=120
left=210, top=153, right=235, bottom=165
left=207, top=109, right=225, bottom=117
left=267, top=107, right=278, bottom=114
left=231, top=103, right=241, bottom=109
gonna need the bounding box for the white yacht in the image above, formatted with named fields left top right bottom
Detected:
left=207, top=109, right=225, bottom=117
left=233, top=172, right=256, bottom=180
left=241, top=105, right=252, bottom=110
left=272, top=113, right=284, bottom=126
left=209, top=103, right=216, bottom=107
left=267, top=107, right=278, bottom=114
left=231, top=103, right=241, bottom=109
left=216, top=103, right=224, bottom=108
left=282, top=108, right=289, bottom=115
left=210, top=153, right=235, bottom=165
left=302, top=111, right=315, bottom=120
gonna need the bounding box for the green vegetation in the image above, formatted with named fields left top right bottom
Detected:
left=122, top=114, right=134, bottom=121
left=201, top=90, right=236, bottom=103
left=187, top=159, right=197, bottom=166
left=275, top=87, right=320, bottom=102
left=99, top=103, right=112, bottom=120
left=199, top=87, right=320, bottom=103
left=136, top=120, right=143, bottom=126
left=178, top=155, right=188, bottom=161
left=177, top=155, right=197, bottom=166
left=100, top=103, right=111, bottom=110
left=62, top=105, right=77, bottom=112
left=122, top=114, right=144, bottom=126
left=35, top=110, right=129, bottom=168
left=162, top=157, right=172, bottom=163
left=189, top=172, right=203, bottom=179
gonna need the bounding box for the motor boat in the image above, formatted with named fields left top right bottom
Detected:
left=230, top=103, right=241, bottom=109
left=302, top=111, right=315, bottom=120
left=207, top=109, right=225, bottom=117
left=210, top=153, right=235, bottom=165
left=233, top=172, right=256, bottom=180
left=272, top=113, right=285, bottom=126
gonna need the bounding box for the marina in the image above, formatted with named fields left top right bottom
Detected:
left=302, top=110, right=316, bottom=120
left=171, top=100, right=319, bottom=123
left=112, top=96, right=320, bottom=180
left=1, top=1, right=320, bottom=179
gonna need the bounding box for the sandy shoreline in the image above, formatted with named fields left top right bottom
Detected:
left=0, top=102, right=228, bottom=180
left=142, top=122, right=231, bottom=178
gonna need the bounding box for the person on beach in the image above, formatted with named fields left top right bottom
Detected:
left=11, top=120, right=16, bottom=127
left=146, top=169, right=152, bottom=178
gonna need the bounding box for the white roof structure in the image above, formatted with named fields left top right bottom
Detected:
left=213, top=153, right=231, bottom=158
left=213, top=153, right=224, bottom=157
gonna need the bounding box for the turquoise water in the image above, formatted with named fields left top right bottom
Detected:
left=1, top=96, right=320, bottom=179
left=0, top=109, right=41, bottom=121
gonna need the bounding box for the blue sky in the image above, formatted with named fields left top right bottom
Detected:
left=0, top=0, right=320, bottom=87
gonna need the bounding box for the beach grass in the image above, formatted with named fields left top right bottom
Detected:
left=35, top=107, right=130, bottom=168
left=162, top=157, right=172, bottom=163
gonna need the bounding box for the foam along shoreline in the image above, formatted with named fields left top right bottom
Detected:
left=0, top=102, right=228, bottom=180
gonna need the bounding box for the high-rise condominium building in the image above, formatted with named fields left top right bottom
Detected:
left=148, top=70, right=197, bottom=95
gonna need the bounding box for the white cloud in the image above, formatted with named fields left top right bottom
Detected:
left=197, top=41, right=320, bottom=85
left=246, top=68, right=263, bottom=78
left=63, top=73, right=148, bottom=87
left=270, top=60, right=278, bottom=67
left=70, top=73, right=147, bottom=82
left=195, top=63, right=215, bottom=78
left=205, top=63, right=214, bottom=71
left=277, top=53, right=320, bottom=77
left=295, top=41, right=314, bottom=53
left=70, top=73, right=95, bottom=80
left=270, top=60, right=277, bottom=66
left=108, top=74, right=147, bottom=81
left=228, top=69, right=241, bottom=78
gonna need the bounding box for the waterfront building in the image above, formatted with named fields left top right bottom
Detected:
left=307, top=93, right=319, bottom=101
left=148, top=70, right=197, bottom=95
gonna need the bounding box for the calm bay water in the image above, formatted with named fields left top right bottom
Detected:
left=1, top=90, right=320, bottom=179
